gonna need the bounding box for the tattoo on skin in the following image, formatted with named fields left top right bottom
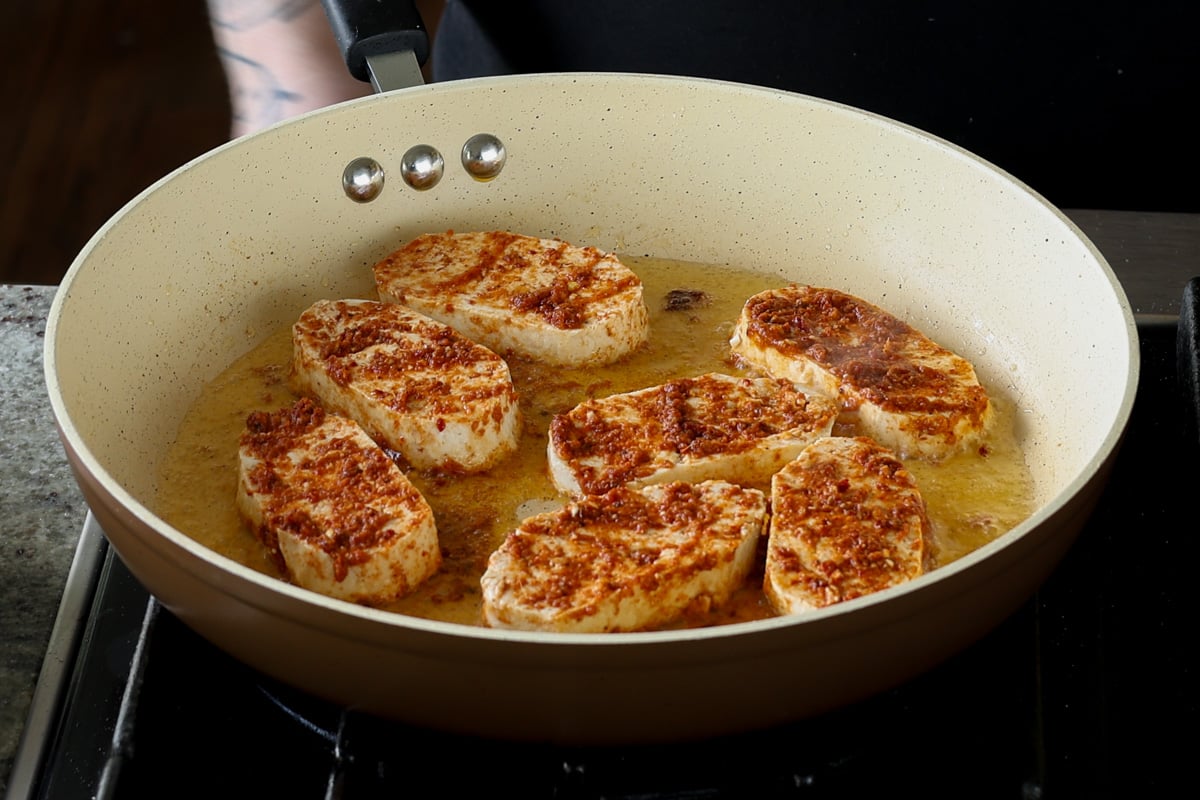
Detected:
left=208, top=0, right=314, bottom=31
left=214, top=47, right=301, bottom=131
left=207, top=0, right=378, bottom=135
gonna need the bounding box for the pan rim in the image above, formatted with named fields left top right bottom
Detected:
left=43, top=70, right=1141, bottom=652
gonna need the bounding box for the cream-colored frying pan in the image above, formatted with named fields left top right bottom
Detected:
left=44, top=66, right=1137, bottom=743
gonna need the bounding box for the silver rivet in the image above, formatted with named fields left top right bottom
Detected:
left=342, top=156, right=385, bottom=203
left=461, top=133, right=507, bottom=181
left=401, top=144, right=445, bottom=190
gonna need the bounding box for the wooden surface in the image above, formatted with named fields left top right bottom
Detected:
left=0, top=0, right=230, bottom=286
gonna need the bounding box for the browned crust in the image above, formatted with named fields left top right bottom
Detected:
left=373, top=230, right=643, bottom=331
left=550, top=374, right=835, bottom=495
left=292, top=299, right=516, bottom=417
left=767, top=436, right=931, bottom=610
left=740, top=285, right=991, bottom=445
left=488, top=481, right=764, bottom=628
left=239, top=398, right=431, bottom=583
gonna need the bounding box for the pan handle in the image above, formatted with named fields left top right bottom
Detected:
left=319, top=0, right=429, bottom=90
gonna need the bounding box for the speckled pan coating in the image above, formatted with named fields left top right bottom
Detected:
left=43, top=73, right=1138, bottom=744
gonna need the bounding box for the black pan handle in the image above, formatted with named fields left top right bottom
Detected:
left=1179, top=277, right=1200, bottom=446
left=319, top=0, right=429, bottom=83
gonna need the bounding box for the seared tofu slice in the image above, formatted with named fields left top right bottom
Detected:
left=236, top=398, right=441, bottom=605
left=480, top=480, right=766, bottom=633
left=290, top=298, right=520, bottom=473
left=547, top=372, right=838, bottom=497
left=729, top=285, right=993, bottom=459
left=373, top=230, right=650, bottom=366
left=764, top=436, right=931, bottom=614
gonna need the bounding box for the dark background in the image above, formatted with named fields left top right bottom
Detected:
left=3, top=1, right=1197, bottom=287
left=1, top=0, right=230, bottom=287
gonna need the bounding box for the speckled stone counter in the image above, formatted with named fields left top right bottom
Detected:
left=0, top=285, right=87, bottom=794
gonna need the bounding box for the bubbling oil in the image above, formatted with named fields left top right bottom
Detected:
left=155, top=256, right=1035, bottom=628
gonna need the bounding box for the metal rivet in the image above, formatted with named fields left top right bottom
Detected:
left=401, top=144, right=445, bottom=190
left=461, top=133, right=507, bottom=181
left=341, top=156, right=385, bottom=203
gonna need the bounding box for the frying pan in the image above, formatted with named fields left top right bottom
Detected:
left=42, top=3, right=1137, bottom=744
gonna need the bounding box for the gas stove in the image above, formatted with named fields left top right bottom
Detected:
left=10, top=220, right=1200, bottom=799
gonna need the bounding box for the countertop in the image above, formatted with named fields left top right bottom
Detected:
left=2, top=209, right=1197, bottom=794
left=0, top=285, right=87, bottom=794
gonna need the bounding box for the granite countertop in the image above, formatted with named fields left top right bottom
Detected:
left=0, top=285, right=86, bottom=795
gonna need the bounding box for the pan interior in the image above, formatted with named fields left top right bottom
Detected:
left=46, top=73, right=1136, bottom=629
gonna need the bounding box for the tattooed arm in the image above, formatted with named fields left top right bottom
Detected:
left=206, top=0, right=397, bottom=138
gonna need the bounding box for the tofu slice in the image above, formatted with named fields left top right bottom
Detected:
left=236, top=398, right=441, bottom=605
left=480, top=480, right=767, bottom=633
left=547, top=372, right=838, bottom=497
left=729, top=285, right=993, bottom=460
left=290, top=298, right=520, bottom=473
left=764, top=436, right=932, bottom=615
left=373, top=230, right=650, bottom=366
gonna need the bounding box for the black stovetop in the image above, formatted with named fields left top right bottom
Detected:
left=15, top=318, right=1200, bottom=799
